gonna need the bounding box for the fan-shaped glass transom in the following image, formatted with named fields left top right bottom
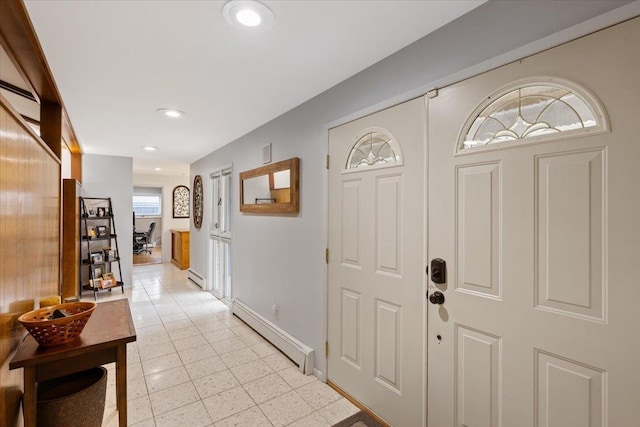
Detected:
left=346, top=131, right=400, bottom=169
left=462, top=84, right=600, bottom=149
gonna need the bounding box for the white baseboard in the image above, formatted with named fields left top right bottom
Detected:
left=233, top=299, right=315, bottom=375
left=188, top=269, right=206, bottom=289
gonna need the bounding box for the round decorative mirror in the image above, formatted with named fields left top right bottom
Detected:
left=193, top=175, right=203, bottom=229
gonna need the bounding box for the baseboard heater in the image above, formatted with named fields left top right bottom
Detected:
left=233, top=299, right=315, bottom=375
left=188, top=269, right=206, bottom=289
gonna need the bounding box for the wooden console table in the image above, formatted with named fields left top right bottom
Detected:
left=10, top=299, right=136, bottom=427
left=171, top=229, right=190, bottom=270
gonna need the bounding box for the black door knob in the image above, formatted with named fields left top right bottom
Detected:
left=429, top=291, right=445, bottom=305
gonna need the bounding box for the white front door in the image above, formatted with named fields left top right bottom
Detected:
left=427, top=18, right=640, bottom=426
left=328, top=97, right=426, bottom=426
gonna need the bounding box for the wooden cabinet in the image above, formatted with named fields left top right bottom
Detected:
left=171, top=229, right=190, bottom=270
left=61, top=179, right=81, bottom=299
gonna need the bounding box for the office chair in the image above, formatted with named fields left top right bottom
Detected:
left=134, top=221, right=156, bottom=255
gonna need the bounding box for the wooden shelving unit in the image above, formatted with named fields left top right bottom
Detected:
left=80, top=197, right=124, bottom=299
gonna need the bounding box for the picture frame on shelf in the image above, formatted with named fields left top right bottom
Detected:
left=97, top=225, right=108, bottom=238
left=87, top=226, right=97, bottom=238
left=103, top=272, right=114, bottom=281
left=93, top=266, right=102, bottom=277
left=97, top=207, right=106, bottom=217
left=102, top=278, right=114, bottom=289
left=88, top=209, right=96, bottom=217
left=90, top=278, right=103, bottom=289
left=91, top=252, right=103, bottom=264
left=108, top=249, right=118, bottom=261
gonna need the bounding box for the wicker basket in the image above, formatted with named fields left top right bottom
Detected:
left=18, top=302, right=97, bottom=347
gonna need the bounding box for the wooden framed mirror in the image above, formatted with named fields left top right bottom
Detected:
left=240, top=157, right=299, bottom=214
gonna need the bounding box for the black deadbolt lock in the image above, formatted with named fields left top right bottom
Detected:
left=430, top=258, right=446, bottom=284
left=429, top=291, right=445, bottom=305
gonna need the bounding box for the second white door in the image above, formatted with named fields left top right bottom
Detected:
left=328, top=97, right=426, bottom=426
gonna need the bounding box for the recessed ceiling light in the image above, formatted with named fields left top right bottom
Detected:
left=153, top=167, right=162, bottom=171
left=222, top=0, right=274, bottom=29
left=156, top=108, right=185, bottom=118
left=141, top=145, right=158, bottom=151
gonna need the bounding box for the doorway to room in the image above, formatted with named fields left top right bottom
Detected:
left=133, top=186, right=163, bottom=265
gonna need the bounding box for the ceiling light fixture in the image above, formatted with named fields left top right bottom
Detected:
left=222, top=0, right=274, bottom=29
left=141, top=145, right=158, bottom=151
left=153, top=167, right=162, bottom=171
left=156, top=108, right=185, bottom=118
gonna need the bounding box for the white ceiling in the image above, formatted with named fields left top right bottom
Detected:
left=24, top=0, right=484, bottom=176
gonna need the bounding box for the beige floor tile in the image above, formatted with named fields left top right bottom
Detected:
left=287, top=411, right=331, bottom=427
left=149, top=380, right=200, bottom=415
left=211, top=337, right=247, bottom=355
left=220, top=347, right=260, bottom=369
left=238, top=333, right=267, bottom=346
left=128, top=362, right=145, bottom=380
left=127, top=395, right=153, bottom=425
left=295, top=380, right=342, bottom=410
left=145, top=365, right=191, bottom=393
left=142, top=352, right=183, bottom=376
left=243, top=373, right=292, bottom=404
left=155, top=400, right=212, bottom=427
left=193, top=369, right=241, bottom=399
left=172, top=333, right=209, bottom=352
left=213, top=406, right=271, bottom=427
left=127, top=376, right=149, bottom=400
left=230, top=324, right=254, bottom=336
left=130, top=417, right=156, bottom=427
left=117, top=264, right=361, bottom=427
left=203, top=328, right=237, bottom=344
left=197, top=319, right=228, bottom=333
left=202, top=386, right=255, bottom=423
left=185, top=355, right=228, bottom=380
left=178, top=343, right=217, bottom=365
left=163, top=318, right=196, bottom=332
left=250, top=342, right=279, bottom=358
left=229, top=359, right=274, bottom=384
left=277, top=367, right=316, bottom=389
left=160, top=312, right=190, bottom=324
left=259, top=390, right=314, bottom=427
left=262, top=353, right=295, bottom=372
left=167, top=325, right=203, bottom=341
left=317, top=398, right=360, bottom=425
left=138, top=341, right=177, bottom=361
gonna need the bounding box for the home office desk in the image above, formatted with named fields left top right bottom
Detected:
left=10, top=299, right=136, bottom=427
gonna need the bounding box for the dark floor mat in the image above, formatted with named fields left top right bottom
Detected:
left=332, top=411, right=383, bottom=427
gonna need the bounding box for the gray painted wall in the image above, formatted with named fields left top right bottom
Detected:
left=190, top=1, right=636, bottom=378
left=82, top=154, right=134, bottom=289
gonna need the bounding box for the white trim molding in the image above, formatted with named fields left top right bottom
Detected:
left=233, top=299, right=315, bottom=375
left=188, top=268, right=206, bottom=289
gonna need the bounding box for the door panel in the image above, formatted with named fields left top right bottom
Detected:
left=328, top=97, right=425, bottom=426
left=428, top=18, right=640, bottom=426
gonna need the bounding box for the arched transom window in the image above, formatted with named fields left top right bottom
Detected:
left=345, top=129, right=402, bottom=170
left=459, top=80, right=608, bottom=151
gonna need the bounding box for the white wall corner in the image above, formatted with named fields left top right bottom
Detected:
left=313, top=368, right=326, bottom=382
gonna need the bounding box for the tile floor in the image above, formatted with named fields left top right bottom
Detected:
left=93, top=263, right=359, bottom=426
